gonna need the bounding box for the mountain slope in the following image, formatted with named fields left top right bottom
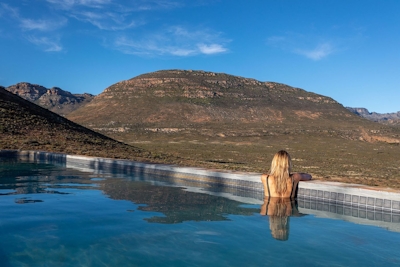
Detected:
left=6, top=82, right=94, bottom=116
left=0, top=86, right=161, bottom=161
left=68, top=69, right=399, bottom=143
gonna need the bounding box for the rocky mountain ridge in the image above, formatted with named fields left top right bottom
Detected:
left=67, top=69, right=345, bottom=128
left=5, top=82, right=94, bottom=116
left=346, top=107, right=400, bottom=125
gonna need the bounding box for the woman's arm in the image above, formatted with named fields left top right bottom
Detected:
left=292, top=172, right=312, bottom=181
left=260, top=174, right=269, bottom=197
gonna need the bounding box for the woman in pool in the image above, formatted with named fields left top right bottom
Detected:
left=261, top=150, right=312, bottom=198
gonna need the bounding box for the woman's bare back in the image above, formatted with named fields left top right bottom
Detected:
left=261, top=174, right=298, bottom=198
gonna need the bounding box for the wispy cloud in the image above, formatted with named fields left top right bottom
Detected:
left=0, top=3, right=67, bottom=52
left=133, top=0, right=184, bottom=11
left=1, top=1, right=226, bottom=56
left=114, top=26, right=229, bottom=56
left=26, top=36, right=63, bottom=52
left=0, top=3, right=17, bottom=17
left=70, top=11, right=139, bottom=30
left=46, top=0, right=112, bottom=9
left=47, top=0, right=182, bottom=11
left=20, top=18, right=67, bottom=31
left=267, top=33, right=337, bottom=61
left=198, top=44, right=227, bottom=54
left=295, top=42, right=334, bottom=61
left=114, top=35, right=198, bottom=56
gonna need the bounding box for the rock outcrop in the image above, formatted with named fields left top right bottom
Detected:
left=346, top=107, right=400, bottom=125
left=5, top=82, right=94, bottom=116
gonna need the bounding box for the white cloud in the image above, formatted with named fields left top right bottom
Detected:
left=20, top=18, right=67, bottom=31
left=198, top=44, right=226, bottom=54
left=113, top=26, right=228, bottom=57
left=295, top=42, right=334, bottom=61
left=170, top=48, right=197, bottom=56
left=0, top=3, right=67, bottom=51
left=47, top=0, right=182, bottom=11
left=2, top=1, right=225, bottom=55
left=267, top=32, right=337, bottom=61
left=46, top=0, right=112, bottom=9
left=134, top=1, right=183, bottom=11
left=71, top=11, right=138, bottom=30
left=0, top=3, right=19, bottom=18
left=26, top=36, right=63, bottom=52
left=114, top=36, right=197, bottom=56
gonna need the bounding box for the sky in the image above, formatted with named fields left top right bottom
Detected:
left=0, top=0, right=399, bottom=113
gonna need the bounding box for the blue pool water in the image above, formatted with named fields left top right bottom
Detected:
left=1, top=159, right=400, bottom=266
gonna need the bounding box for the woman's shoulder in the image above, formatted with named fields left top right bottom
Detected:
left=261, top=173, right=269, bottom=182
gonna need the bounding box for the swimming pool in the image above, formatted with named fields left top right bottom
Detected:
left=1, top=157, right=400, bottom=266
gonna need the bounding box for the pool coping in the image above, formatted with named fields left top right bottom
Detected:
left=1, top=149, right=400, bottom=208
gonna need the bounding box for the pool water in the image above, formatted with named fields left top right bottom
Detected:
left=1, top=159, right=400, bottom=266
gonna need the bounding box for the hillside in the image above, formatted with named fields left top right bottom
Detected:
left=346, top=107, right=400, bottom=126
left=0, top=86, right=170, bottom=162
left=5, top=82, right=94, bottom=116
left=68, top=70, right=399, bottom=140
left=67, top=70, right=400, bottom=188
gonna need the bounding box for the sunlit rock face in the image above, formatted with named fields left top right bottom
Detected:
left=346, top=107, right=400, bottom=126
left=6, top=82, right=94, bottom=116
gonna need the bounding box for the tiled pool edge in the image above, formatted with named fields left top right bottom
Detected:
left=2, top=149, right=400, bottom=209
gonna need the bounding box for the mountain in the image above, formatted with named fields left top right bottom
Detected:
left=0, top=86, right=165, bottom=162
left=5, top=82, right=94, bottom=116
left=346, top=107, right=400, bottom=126
left=66, top=70, right=400, bottom=187
left=67, top=69, right=398, bottom=143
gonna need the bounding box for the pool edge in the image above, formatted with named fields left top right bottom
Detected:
left=1, top=149, right=400, bottom=203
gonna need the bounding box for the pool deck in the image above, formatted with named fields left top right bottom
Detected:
left=2, top=149, right=400, bottom=232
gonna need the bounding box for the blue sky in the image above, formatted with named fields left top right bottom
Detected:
left=0, top=0, right=399, bottom=113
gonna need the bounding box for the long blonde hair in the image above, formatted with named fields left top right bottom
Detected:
left=270, top=150, right=292, bottom=195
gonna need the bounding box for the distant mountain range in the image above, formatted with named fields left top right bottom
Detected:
left=4, top=80, right=399, bottom=126
left=5, top=82, right=94, bottom=116
left=346, top=107, right=400, bottom=125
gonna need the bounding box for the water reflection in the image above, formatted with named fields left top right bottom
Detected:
left=0, top=159, right=259, bottom=223
left=0, top=159, right=97, bottom=195
left=260, top=197, right=304, bottom=241
left=101, top=179, right=259, bottom=223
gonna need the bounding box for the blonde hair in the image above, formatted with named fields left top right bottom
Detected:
left=270, top=150, right=292, bottom=195
left=266, top=198, right=293, bottom=241
left=269, top=216, right=289, bottom=241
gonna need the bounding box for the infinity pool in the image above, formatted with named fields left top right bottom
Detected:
left=1, top=158, right=400, bottom=266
